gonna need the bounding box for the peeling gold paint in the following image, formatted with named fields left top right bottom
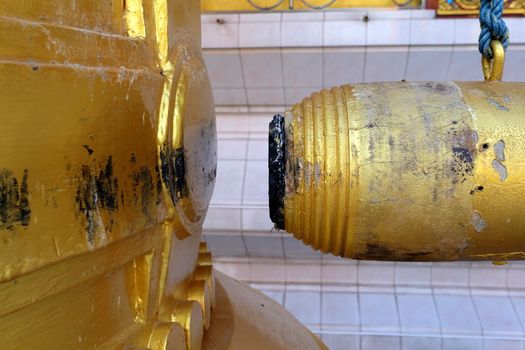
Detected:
left=280, top=81, right=525, bottom=261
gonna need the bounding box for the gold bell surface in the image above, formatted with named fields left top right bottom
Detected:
left=269, top=81, right=525, bottom=262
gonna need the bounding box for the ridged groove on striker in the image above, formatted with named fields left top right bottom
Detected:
left=337, top=86, right=351, bottom=257
left=303, top=96, right=314, bottom=248
left=291, top=106, right=303, bottom=240
left=312, top=92, right=324, bottom=249
left=286, top=86, right=353, bottom=257
left=321, top=89, right=334, bottom=254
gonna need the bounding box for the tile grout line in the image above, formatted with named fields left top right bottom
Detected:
left=430, top=262, right=445, bottom=350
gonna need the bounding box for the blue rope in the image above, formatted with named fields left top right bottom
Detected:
left=478, top=0, right=510, bottom=59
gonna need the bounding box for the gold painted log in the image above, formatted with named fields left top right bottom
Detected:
left=269, top=82, right=525, bottom=261
left=0, top=1, right=326, bottom=349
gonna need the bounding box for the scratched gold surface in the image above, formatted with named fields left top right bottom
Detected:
left=283, top=82, right=525, bottom=261
left=0, top=0, right=216, bottom=348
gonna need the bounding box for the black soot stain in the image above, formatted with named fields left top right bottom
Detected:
left=82, top=145, right=94, bottom=155
left=354, top=242, right=432, bottom=261
left=74, top=156, right=118, bottom=243
left=447, top=126, right=476, bottom=185
left=160, top=143, right=188, bottom=204
left=154, top=165, right=162, bottom=205
left=0, top=169, right=30, bottom=230
left=132, top=165, right=155, bottom=220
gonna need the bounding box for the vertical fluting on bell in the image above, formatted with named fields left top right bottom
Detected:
left=282, top=86, right=354, bottom=257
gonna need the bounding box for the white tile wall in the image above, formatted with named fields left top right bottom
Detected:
left=509, top=267, right=525, bottom=289
left=358, top=261, right=395, bottom=286
left=239, top=21, right=281, bottom=48
left=402, top=337, right=441, bottom=350
left=217, top=139, right=247, bottom=159
left=395, top=263, right=432, bottom=286
left=443, top=338, right=482, bottom=350
left=473, top=295, right=523, bottom=336
left=201, top=21, right=239, bottom=49
left=205, top=234, right=246, bottom=256
left=287, top=262, right=321, bottom=283
left=250, top=262, right=286, bottom=282
left=470, top=264, right=508, bottom=289
left=242, top=160, right=268, bottom=205
left=321, top=263, right=358, bottom=285
left=212, top=159, right=245, bottom=204
left=447, top=46, right=482, bottom=81
left=367, top=19, right=410, bottom=46
left=321, top=292, right=359, bottom=329
left=510, top=297, right=525, bottom=328
left=244, top=235, right=283, bottom=257
left=482, top=340, right=524, bottom=350
left=282, top=50, right=323, bottom=87
left=281, top=21, right=324, bottom=47
left=453, top=19, right=481, bottom=45
left=246, top=138, right=267, bottom=160
left=405, top=47, right=452, bottom=81
left=410, top=19, right=455, bottom=45
left=284, top=236, right=322, bottom=259
left=203, top=51, right=244, bottom=88
left=361, top=335, right=401, bottom=350
left=240, top=51, right=283, bottom=88
left=321, top=334, right=360, bottom=350
left=212, top=88, right=247, bottom=105
left=242, top=208, right=273, bottom=232
left=285, top=291, right=321, bottom=325
left=284, top=87, right=322, bottom=106
left=323, top=20, right=366, bottom=46
left=398, top=294, right=440, bottom=334
left=203, top=207, right=241, bottom=231
left=432, top=262, right=470, bottom=287
left=323, top=49, right=366, bottom=86
left=246, top=88, right=285, bottom=105
left=364, top=47, right=408, bottom=82
left=261, top=289, right=285, bottom=304
left=360, top=293, right=400, bottom=332
left=435, top=295, right=482, bottom=335
left=505, top=47, right=525, bottom=82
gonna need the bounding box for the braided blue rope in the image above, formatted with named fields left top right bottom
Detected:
left=478, top=0, right=510, bottom=59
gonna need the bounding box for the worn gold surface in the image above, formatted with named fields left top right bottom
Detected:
left=202, top=0, right=421, bottom=12
left=438, top=0, right=525, bottom=15
left=0, top=0, right=217, bottom=348
left=283, top=81, right=525, bottom=261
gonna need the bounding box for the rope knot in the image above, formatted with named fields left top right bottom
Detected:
left=478, top=0, right=510, bottom=59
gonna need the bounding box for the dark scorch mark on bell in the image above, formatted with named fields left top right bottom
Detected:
left=74, top=156, right=119, bottom=243
left=0, top=169, right=30, bottom=230
left=132, top=166, right=155, bottom=220
left=82, top=145, right=94, bottom=155
left=160, top=144, right=188, bottom=204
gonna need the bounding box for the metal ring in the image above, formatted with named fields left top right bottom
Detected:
left=482, top=40, right=505, bottom=81
left=299, top=0, right=337, bottom=9
left=246, top=0, right=285, bottom=11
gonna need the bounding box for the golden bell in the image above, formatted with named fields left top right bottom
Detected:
left=270, top=81, right=525, bottom=262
